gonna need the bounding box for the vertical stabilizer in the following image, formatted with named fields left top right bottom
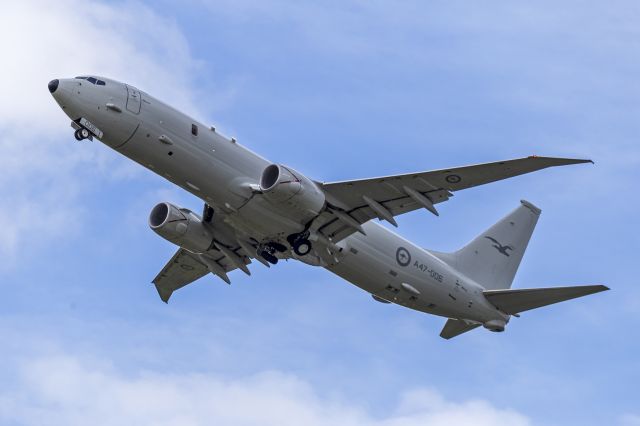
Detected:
left=431, top=200, right=541, bottom=290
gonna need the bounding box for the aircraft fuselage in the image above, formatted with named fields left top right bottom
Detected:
left=48, top=76, right=515, bottom=328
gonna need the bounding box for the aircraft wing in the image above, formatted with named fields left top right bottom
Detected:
left=317, top=156, right=591, bottom=242
left=152, top=245, right=251, bottom=303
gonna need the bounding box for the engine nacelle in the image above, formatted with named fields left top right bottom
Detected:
left=483, top=319, right=507, bottom=333
left=149, top=202, right=214, bottom=253
left=260, top=164, right=325, bottom=221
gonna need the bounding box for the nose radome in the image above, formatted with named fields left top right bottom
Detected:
left=48, top=79, right=59, bottom=94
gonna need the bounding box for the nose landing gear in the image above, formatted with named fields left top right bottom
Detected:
left=74, top=127, right=91, bottom=141
left=71, top=118, right=102, bottom=141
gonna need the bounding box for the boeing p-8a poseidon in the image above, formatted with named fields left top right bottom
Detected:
left=49, top=76, right=608, bottom=339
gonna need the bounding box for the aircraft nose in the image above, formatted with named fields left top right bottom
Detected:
left=48, top=79, right=59, bottom=94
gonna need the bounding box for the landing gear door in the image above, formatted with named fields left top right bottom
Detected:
left=126, top=85, right=142, bottom=114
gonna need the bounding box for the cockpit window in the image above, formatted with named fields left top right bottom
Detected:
left=74, top=76, right=106, bottom=86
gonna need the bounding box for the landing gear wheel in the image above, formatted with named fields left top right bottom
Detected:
left=74, top=128, right=91, bottom=141
left=293, top=239, right=312, bottom=256
left=287, top=231, right=312, bottom=256
left=259, top=250, right=278, bottom=265
left=268, top=242, right=287, bottom=253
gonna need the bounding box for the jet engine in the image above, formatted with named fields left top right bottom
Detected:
left=483, top=319, right=507, bottom=333
left=260, top=164, right=325, bottom=221
left=149, top=202, right=214, bottom=253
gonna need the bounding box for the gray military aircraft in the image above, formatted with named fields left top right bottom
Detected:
left=49, top=76, right=608, bottom=339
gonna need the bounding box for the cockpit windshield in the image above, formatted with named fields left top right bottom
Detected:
left=75, top=76, right=106, bottom=86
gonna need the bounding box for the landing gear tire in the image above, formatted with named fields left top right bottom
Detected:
left=268, top=242, right=287, bottom=253
left=259, top=250, right=278, bottom=265
left=287, top=231, right=312, bottom=256
left=293, top=239, right=312, bottom=256
left=259, top=242, right=284, bottom=265
left=74, top=128, right=91, bottom=141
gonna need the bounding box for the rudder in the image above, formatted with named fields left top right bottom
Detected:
left=430, top=200, right=541, bottom=290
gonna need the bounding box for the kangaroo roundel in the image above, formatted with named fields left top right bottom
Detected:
left=396, top=247, right=411, bottom=266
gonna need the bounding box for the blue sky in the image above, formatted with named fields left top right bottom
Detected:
left=0, top=1, right=638, bottom=424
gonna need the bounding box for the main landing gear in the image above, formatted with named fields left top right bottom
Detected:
left=287, top=232, right=312, bottom=257
left=258, top=242, right=287, bottom=265
left=74, top=127, right=91, bottom=141
left=258, top=232, right=313, bottom=264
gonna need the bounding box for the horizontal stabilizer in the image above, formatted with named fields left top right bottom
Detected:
left=483, top=285, right=609, bottom=315
left=440, top=318, right=481, bottom=339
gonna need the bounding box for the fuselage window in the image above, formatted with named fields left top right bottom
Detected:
left=191, top=124, right=198, bottom=136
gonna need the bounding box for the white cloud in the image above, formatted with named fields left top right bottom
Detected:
left=621, top=414, right=640, bottom=426
left=0, top=354, right=530, bottom=426
left=0, top=0, right=200, bottom=260
left=0, top=0, right=200, bottom=129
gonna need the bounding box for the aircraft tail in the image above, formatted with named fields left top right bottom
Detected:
left=430, top=200, right=541, bottom=290
left=439, top=284, right=608, bottom=339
